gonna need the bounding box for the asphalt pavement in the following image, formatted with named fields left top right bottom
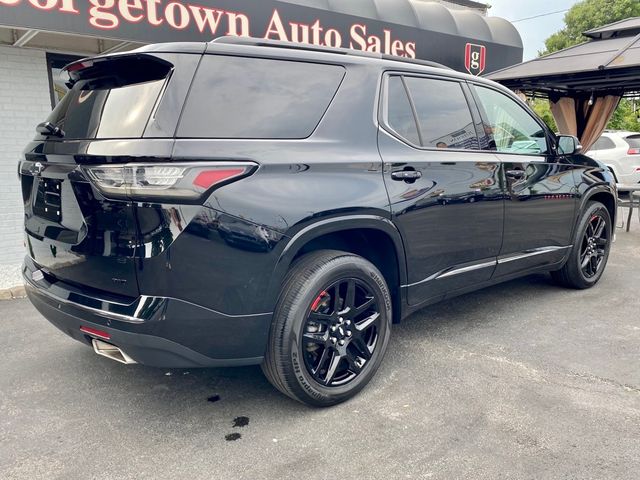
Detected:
left=1, top=214, right=639, bottom=480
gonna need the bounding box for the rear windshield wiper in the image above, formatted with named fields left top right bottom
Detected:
left=36, top=122, right=65, bottom=138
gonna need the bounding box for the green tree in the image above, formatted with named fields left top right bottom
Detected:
left=530, top=98, right=558, bottom=132
left=608, top=99, right=640, bottom=131
left=542, top=0, right=640, bottom=55
left=540, top=0, right=640, bottom=132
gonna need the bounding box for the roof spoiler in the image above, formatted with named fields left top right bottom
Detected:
left=63, top=53, right=173, bottom=87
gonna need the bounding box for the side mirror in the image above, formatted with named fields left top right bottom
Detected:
left=557, top=135, right=583, bottom=155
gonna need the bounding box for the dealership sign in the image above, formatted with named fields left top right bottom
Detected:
left=0, top=0, right=523, bottom=74
left=465, top=43, right=487, bottom=75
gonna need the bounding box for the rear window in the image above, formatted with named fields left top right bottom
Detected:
left=177, top=55, right=345, bottom=139
left=592, top=136, right=616, bottom=150
left=626, top=135, right=640, bottom=148
left=45, top=56, right=171, bottom=140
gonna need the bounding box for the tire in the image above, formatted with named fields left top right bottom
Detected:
left=551, top=201, right=612, bottom=289
left=262, top=250, right=392, bottom=407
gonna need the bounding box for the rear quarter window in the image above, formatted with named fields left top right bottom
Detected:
left=625, top=135, right=640, bottom=148
left=45, top=56, right=171, bottom=140
left=177, top=56, right=345, bottom=139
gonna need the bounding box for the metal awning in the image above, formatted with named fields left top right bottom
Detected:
left=486, top=17, right=640, bottom=97
left=280, top=0, right=518, bottom=47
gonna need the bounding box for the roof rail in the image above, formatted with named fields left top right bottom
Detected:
left=212, top=36, right=451, bottom=70
left=380, top=54, right=452, bottom=71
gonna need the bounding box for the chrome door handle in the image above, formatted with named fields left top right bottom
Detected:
left=506, top=169, right=525, bottom=179
left=391, top=170, right=422, bottom=181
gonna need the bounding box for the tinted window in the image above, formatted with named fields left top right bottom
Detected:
left=404, top=77, right=478, bottom=150
left=178, top=56, right=345, bottom=139
left=386, top=76, right=420, bottom=145
left=46, top=53, right=82, bottom=108
left=591, top=136, right=616, bottom=150
left=473, top=85, right=549, bottom=155
left=46, top=79, right=165, bottom=140
left=625, top=135, right=640, bottom=148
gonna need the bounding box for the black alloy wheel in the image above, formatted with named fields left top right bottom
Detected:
left=579, top=213, right=609, bottom=279
left=262, top=250, right=392, bottom=407
left=302, top=279, right=381, bottom=387
left=552, top=201, right=612, bottom=289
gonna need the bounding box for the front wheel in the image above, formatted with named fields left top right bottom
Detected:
left=262, top=250, right=392, bottom=407
left=551, top=201, right=612, bottom=289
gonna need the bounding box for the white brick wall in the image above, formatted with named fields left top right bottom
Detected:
left=0, top=46, right=52, bottom=289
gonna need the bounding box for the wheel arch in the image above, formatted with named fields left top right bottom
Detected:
left=581, top=186, right=616, bottom=226
left=267, top=216, right=408, bottom=323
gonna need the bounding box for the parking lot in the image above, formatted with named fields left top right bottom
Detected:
left=1, top=216, right=639, bottom=480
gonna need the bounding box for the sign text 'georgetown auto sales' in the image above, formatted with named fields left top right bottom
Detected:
left=0, top=0, right=417, bottom=57
left=0, top=0, right=523, bottom=74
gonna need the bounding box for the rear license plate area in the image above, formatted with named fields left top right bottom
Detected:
left=33, top=178, right=62, bottom=222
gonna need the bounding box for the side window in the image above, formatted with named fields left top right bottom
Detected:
left=404, top=77, right=479, bottom=150
left=386, top=76, right=420, bottom=145
left=178, top=56, right=345, bottom=139
left=472, top=85, right=549, bottom=155
left=592, top=136, right=616, bottom=150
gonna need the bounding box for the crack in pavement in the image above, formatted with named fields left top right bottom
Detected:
left=445, top=344, right=640, bottom=395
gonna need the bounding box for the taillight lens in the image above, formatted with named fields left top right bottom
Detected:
left=628, top=148, right=640, bottom=155
left=84, top=163, right=255, bottom=202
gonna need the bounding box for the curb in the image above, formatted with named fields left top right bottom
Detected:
left=0, top=285, right=27, bottom=301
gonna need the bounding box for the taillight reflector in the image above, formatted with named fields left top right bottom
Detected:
left=193, top=168, right=246, bottom=189
left=80, top=326, right=111, bottom=340
left=628, top=148, right=640, bottom=155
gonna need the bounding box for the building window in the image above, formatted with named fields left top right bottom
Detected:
left=46, top=53, right=82, bottom=109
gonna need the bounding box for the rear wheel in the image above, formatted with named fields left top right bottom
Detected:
left=262, top=250, right=392, bottom=407
left=551, top=201, right=612, bottom=289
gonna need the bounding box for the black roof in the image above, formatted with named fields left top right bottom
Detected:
left=212, top=36, right=454, bottom=70
left=67, top=36, right=518, bottom=105
left=584, top=17, right=640, bottom=39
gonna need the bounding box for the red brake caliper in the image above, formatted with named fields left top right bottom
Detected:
left=311, top=290, right=329, bottom=312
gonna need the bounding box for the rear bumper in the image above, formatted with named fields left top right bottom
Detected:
left=23, top=258, right=271, bottom=368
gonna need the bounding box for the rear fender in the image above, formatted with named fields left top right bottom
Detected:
left=264, top=215, right=408, bottom=317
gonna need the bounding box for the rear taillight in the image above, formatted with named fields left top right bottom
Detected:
left=628, top=148, right=640, bottom=155
left=83, top=163, right=255, bottom=202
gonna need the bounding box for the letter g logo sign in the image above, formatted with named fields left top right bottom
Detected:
left=465, top=43, right=486, bottom=76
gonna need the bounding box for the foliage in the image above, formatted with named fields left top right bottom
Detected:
left=530, top=98, right=558, bottom=132
left=607, top=99, right=640, bottom=131
left=542, top=0, right=640, bottom=55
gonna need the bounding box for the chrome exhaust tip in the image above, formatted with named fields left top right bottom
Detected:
left=92, top=339, right=137, bottom=365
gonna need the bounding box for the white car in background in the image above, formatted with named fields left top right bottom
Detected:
left=588, top=131, right=640, bottom=185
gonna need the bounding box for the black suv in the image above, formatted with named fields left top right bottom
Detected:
left=21, top=38, right=616, bottom=406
